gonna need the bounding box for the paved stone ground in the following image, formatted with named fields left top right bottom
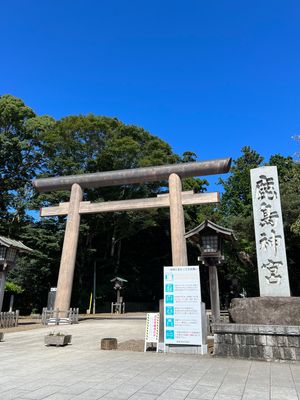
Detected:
left=1, top=318, right=300, bottom=400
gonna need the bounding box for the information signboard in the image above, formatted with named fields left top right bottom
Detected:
left=164, top=266, right=202, bottom=345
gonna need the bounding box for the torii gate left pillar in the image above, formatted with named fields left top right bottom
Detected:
left=54, top=183, right=83, bottom=312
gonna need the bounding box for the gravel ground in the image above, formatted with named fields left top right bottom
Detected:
left=1, top=314, right=214, bottom=352
left=1, top=314, right=149, bottom=351
left=118, top=339, right=145, bottom=351
left=1, top=312, right=147, bottom=333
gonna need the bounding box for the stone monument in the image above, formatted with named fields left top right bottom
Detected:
left=213, top=166, right=300, bottom=361
left=251, top=166, right=290, bottom=296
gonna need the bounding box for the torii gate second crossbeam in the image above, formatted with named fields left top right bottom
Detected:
left=33, top=158, right=231, bottom=312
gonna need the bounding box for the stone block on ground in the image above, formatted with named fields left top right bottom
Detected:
left=101, top=337, right=117, bottom=350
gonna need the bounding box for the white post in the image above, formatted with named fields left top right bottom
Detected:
left=9, top=294, right=14, bottom=312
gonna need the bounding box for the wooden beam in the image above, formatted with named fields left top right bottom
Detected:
left=157, top=190, right=194, bottom=198
left=40, top=192, right=220, bottom=217
left=33, top=158, right=231, bottom=192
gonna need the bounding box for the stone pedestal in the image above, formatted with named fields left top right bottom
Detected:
left=229, top=297, right=300, bottom=325
left=213, top=297, right=300, bottom=361
left=44, top=334, right=72, bottom=347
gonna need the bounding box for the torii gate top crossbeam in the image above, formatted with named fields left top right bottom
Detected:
left=32, top=158, right=231, bottom=192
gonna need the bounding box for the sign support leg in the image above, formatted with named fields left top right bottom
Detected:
left=54, top=183, right=83, bottom=313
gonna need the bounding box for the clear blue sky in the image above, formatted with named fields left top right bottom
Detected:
left=1, top=0, right=299, bottom=172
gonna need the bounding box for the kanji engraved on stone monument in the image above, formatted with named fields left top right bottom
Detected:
left=250, top=166, right=290, bottom=296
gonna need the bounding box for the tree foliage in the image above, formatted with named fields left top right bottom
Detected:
left=1, top=95, right=208, bottom=312
left=5, top=281, right=24, bottom=294
left=1, top=94, right=299, bottom=312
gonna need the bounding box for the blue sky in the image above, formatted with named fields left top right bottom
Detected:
left=1, top=0, right=300, bottom=179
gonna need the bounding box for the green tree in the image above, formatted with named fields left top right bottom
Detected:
left=219, top=146, right=264, bottom=218
left=271, top=140, right=300, bottom=294
left=0, top=94, right=54, bottom=235
left=287, top=136, right=300, bottom=235
left=0, top=96, right=222, bottom=310
left=9, top=219, right=65, bottom=313
left=213, top=147, right=263, bottom=296
left=4, top=281, right=24, bottom=294
left=31, top=113, right=203, bottom=309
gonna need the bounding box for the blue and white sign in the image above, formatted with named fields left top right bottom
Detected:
left=164, top=266, right=203, bottom=345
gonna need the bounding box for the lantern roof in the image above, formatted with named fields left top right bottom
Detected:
left=0, top=236, right=34, bottom=253
left=110, top=276, right=128, bottom=283
left=185, top=219, right=237, bottom=243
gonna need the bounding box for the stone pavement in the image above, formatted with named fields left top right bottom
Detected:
left=1, top=318, right=300, bottom=400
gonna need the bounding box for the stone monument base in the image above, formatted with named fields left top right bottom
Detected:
left=229, top=297, right=300, bottom=325
left=213, top=323, right=300, bottom=361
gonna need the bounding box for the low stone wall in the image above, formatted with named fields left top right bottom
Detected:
left=213, top=323, right=300, bottom=361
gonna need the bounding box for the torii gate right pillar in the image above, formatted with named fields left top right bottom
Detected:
left=169, top=173, right=188, bottom=266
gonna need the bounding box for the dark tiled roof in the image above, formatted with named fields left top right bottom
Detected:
left=185, top=219, right=236, bottom=242
left=0, top=236, right=34, bottom=253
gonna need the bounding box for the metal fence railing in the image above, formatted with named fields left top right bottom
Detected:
left=206, top=310, right=230, bottom=335
left=0, top=310, right=19, bottom=328
left=41, top=308, right=79, bottom=325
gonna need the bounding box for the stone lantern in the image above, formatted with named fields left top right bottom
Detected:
left=0, top=236, right=34, bottom=311
left=185, top=220, right=236, bottom=323
left=110, top=276, right=128, bottom=313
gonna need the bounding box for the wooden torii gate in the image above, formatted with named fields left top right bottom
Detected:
left=33, top=158, right=231, bottom=312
